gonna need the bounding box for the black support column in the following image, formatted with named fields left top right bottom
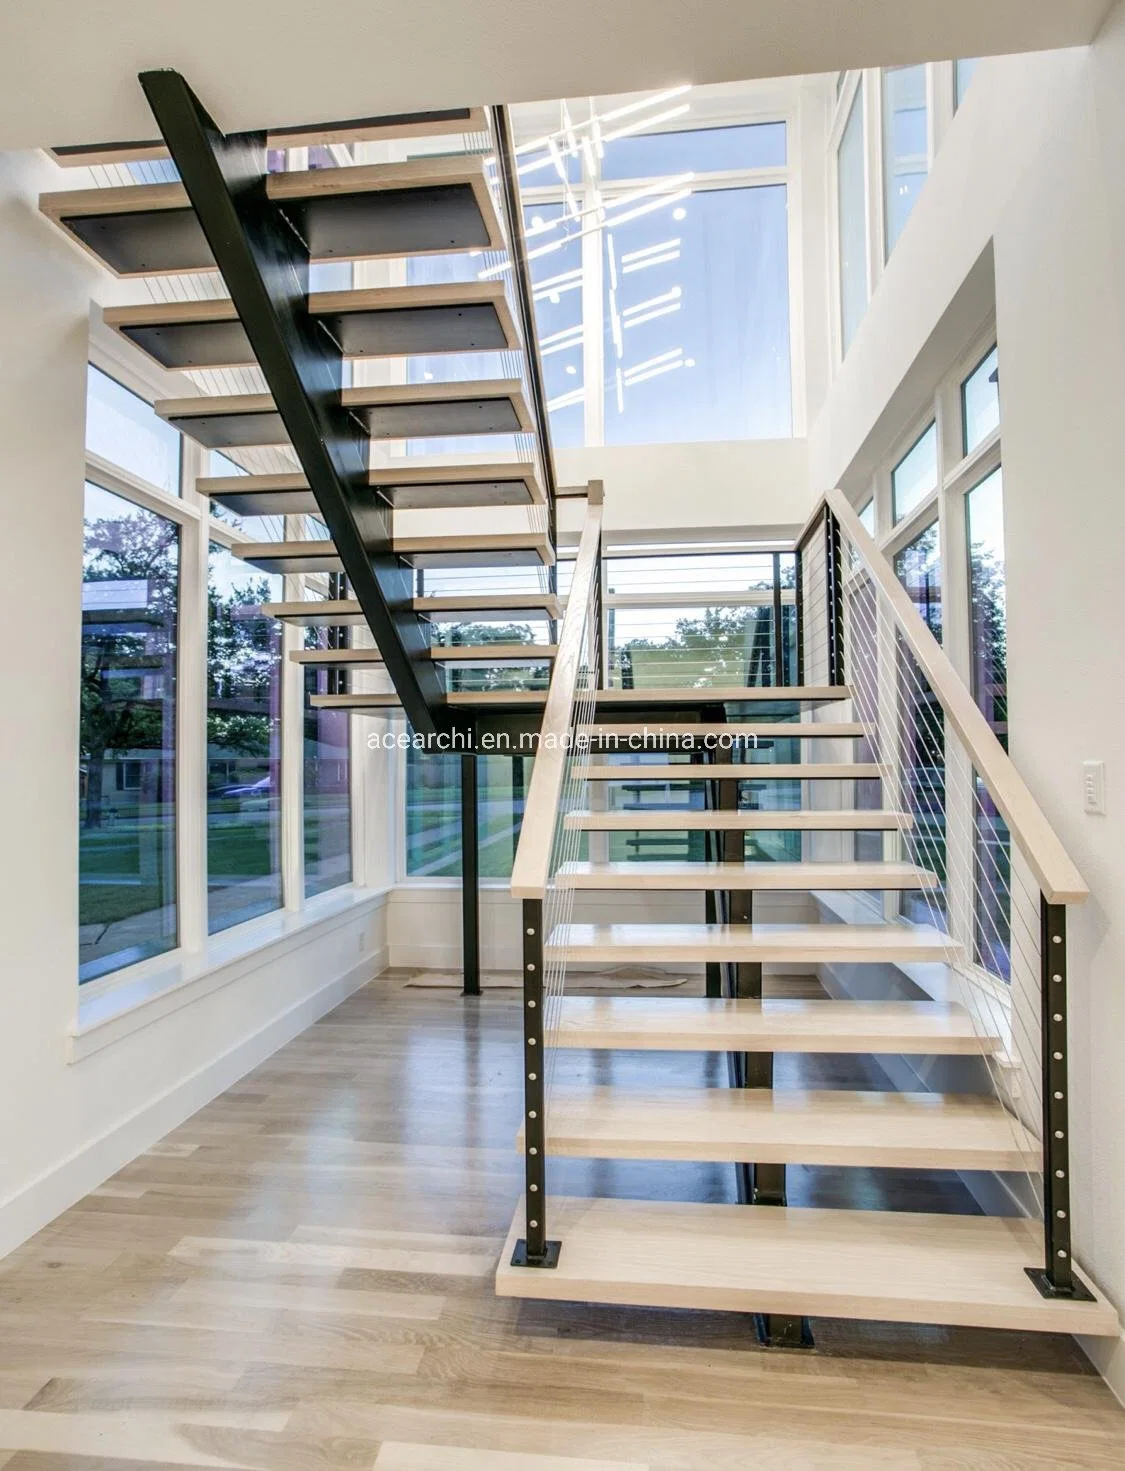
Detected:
left=461, top=753, right=480, bottom=997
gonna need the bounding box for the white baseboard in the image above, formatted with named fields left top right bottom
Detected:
left=0, top=947, right=385, bottom=1262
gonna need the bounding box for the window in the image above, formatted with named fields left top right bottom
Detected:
left=858, top=499, right=876, bottom=535
left=510, top=96, right=795, bottom=447
left=80, top=484, right=179, bottom=981
left=837, top=90, right=868, bottom=353
left=303, top=622, right=352, bottom=897
left=601, top=122, right=786, bottom=180
left=206, top=545, right=283, bottom=933
left=894, top=522, right=942, bottom=643
left=962, top=346, right=1000, bottom=455
left=966, top=468, right=1006, bottom=736
left=967, top=467, right=1009, bottom=976
left=882, top=65, right=929, bottom=257
left=603, top=185, right=791, bottom=442
left=526, top=203, right=584, bottom=447
left=955, top=59, right=981, bottom=110
left=891, top=422, right=938, bottom=522
left=406, top=751, right=531, bottom=878
left=86, top=366, right=181, bottom=496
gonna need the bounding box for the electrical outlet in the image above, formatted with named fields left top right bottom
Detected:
left=1083, top=760, right=1106, bottom=816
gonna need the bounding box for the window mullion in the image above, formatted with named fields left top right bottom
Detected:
left=176, top=486, right=208, bottom=954
left=280, top=550, right=306, bottom=911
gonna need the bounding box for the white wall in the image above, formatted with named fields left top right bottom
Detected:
left=0, top=149, right=390, bottom=1258
left=0, top=0, right=1111, bottom=152
left=558, top=439, right=809, bottom=539
left=808, top=15, right=1125, bottom=1386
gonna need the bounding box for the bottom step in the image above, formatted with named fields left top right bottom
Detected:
left=495, top=1197, right=1116, bottom=1335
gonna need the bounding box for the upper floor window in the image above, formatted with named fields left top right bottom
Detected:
left=86, top=365, right=181, bottom=495
left=966, top=467, right=1006, bottom=738
left=601, top=122, right=786, bottom=180
left=891, top=422, right=938, bottom=523
left=882, top=65, right=929, bottom=258
left=962, top=346, right=1000, bottom=455
left=837, top=88, right=868, bottom=354
left=894, top=521, right=942, bottom=643
left=510, top=94, right=795, bottom=448
left=603, top=182, right=791, bottom=443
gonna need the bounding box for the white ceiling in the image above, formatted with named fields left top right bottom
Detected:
left=0, top=0, right=1114, bottom=152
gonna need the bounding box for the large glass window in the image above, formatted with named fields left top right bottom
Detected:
left=303, top=618, right=352, bottom=896
left=601, top=122, right=786, bottom=180
left=962, top=346, right=1000, bottom=455
left=80, top=484, right=179, bottom=981
left=894, top=522, right=942, bottom=644
left=406, top=751, right=531, bottom=879
left=526, top=203, right=585, bottom=448
left=967, top=467, right=1009, bottom=976
left=86, top=366, right=181, bottom=496
left=206, top=545, right=283, bottom=932
left=967, top=468, right=1006, bottom=737
left=891, top=422, right=938, bottom=523
left=837, top=90, right=868, bottom=354
left=603, top=185, right=791, bottom=443
left=882, top=65, right=929, bottom=257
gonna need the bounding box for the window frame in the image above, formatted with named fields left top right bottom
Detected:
left=81, top=341, right=365, bottom=999
left=513, top=93, right=803, bottom=444
left=829, top=61, right=965, bottom=368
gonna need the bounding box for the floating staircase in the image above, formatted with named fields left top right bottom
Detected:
left=498, top=538, right=1118, bottom=1339
left=43, top=76, right=561, bottom=735
left=44, top=74, right=1116, bottom=1344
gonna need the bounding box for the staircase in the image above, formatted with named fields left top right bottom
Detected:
left=45, top=75, right=1117, bottom=1344
left=496, top=492, right=1118, bottom=1342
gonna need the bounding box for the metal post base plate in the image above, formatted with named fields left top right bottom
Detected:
left=511, top=1239, right=562, bottom=1269
left=755, top=1313, right=814, bottom=1349
left=1024, top=1267, right=1095, bottom=1302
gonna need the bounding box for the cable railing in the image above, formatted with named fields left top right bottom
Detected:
left=797, top=487, right=1090, bottom=1301
left=508, top=487, right=603, bottom=1267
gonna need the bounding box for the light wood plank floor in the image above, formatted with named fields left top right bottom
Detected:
left=0, top=971, right=1122, bottom=1470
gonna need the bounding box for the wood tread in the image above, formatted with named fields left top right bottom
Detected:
left=530, top=1088, right=1040, bottom=1171
left=565, top=809, right=912, bottom=831
left=556, top=861, right=936, bottom=891
left=495, top=1197, right=1116, bottom=1335
left=236, top=532, right=553, bottom=573
left=291, top=644, right=556, bottom=666
left=158, top=380, right=532, bottom=449
left=199, top=462, right=546, bottom=514
left=584, top=722, right=866, bottom=740
left=550, top=996, right=1001, bottom=1054
left=581, top=763, right=880, bottom=781
left=596, top=687, right=852, bottom=705
left=105, top=282, right=520, bottom=369
left=259, top=593, right=562, bottom=625
left=546, top=922, right=960, bottom=964
left=40, top=155, right=502, bottom=277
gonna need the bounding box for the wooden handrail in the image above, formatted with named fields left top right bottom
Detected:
left=511, top=488, right=604, bottom=900
left=819, top=487, right=1088, bottom=906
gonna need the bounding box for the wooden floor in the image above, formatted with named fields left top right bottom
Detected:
left=0, top=971, right=1122, bottom=1470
